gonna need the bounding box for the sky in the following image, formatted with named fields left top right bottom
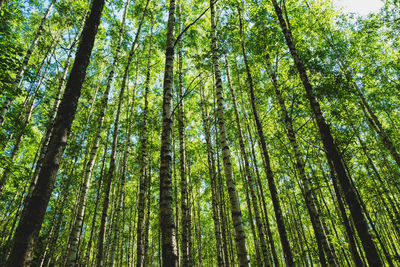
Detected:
left=333, top=0, right=384, bottom=15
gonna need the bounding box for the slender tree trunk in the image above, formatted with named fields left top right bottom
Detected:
left=176, top=3, right=191, bottom=265
left=291, top=191, right=315, bottom=265
left=187, top=162, right=194, bottom=266
left=119, top=190, right=127, bottom=266
left=113, top=48, right=139, bottom=267
left=212, top=85, right=231, bottom=267
left=199, top=80, right=225, bottom=267
left=136, top=24, right=153, bottom=267
left=238, top=101, right=279, bottom=266
left=196, top=190, right=203, bottom=267
left=159, top=0, right=179, bottom=265
left=237, top=154, right=262, bottom=267
left=236, top=77, right=280, bottom=266
left=96, top=65, right=126, bottom=267
left=143, top=160, right=152, bottom=267
left=82, top=126, right=110, bottom=266
left=0, top=0, right=56, bottom=127
left=270, top=1, right=382, bottom=265
left=5, top=0, right=104, bottom=265
left=210, top=1, right=249, bottom=266
left=317, top=159, right=365, bottom=266
left=237, top=5, right=293, bottom=266
left=225, top=56, right=270, bottom=266
left=173, top=127, right=181, bottom=267
left=103, top=177, right=119, bottom=266
left=109, top=171, right=124, bottom=267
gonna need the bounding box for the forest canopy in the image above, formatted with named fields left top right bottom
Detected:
left=0, top=0, right=399, bottom=266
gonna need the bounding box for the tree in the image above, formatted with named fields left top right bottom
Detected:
left=159, top=0, right=179, bottom=265
left=210, top=0, right=249, bottom=266
left=5, top=0, right=105, bottom=265
left=269, top=0, right=382, bottom=265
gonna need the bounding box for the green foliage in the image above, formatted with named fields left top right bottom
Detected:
left=0, top=0, right=399, bottom=266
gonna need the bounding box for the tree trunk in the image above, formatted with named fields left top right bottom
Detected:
left=237, top=153, right=263, bottom=267
left=136, top=24, right=153, bottom=267
left=159, top=0, right=179, bottom=265
left=5, top=0, right=104, bottom=265
left=96, top=63, right=126, bottom=267
left=172, top=128, right=181, bottom=267
left=225, top=56, right=270, bottom=266
left=213, top=97, right=234, bottom=267
left=109, top=171, right=124, bottom=267
left=81, top=125, right=110, bottom=266
left=196, top=190, right=203, bottom=267
left=143, top=160, right=152, bottom=267
left=199, top=80, right=225, bottom=267
left=210, top=1, right=249, bottom=266
left=176, top=2, right=191, bottom=265
left=270, top=1, right=382, bottom=265
left=237, top=78, right=280, bottom=266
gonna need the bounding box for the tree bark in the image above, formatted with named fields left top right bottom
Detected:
left=237, top=153, right=263, bottom=267
left=136, top=23, right=153, bottom=267
left=225, top=56, right=270, bottom=266
left=143, top=160, right=152, bottom=267
left=176, top=2, right=191, bottom=265
left=159, top=0, right=179, bottom=265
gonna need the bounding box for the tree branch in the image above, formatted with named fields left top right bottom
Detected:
left=173, top=0, right=219, bottom=48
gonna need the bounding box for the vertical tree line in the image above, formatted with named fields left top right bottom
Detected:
left=0, top=0, right=399, bottom=266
